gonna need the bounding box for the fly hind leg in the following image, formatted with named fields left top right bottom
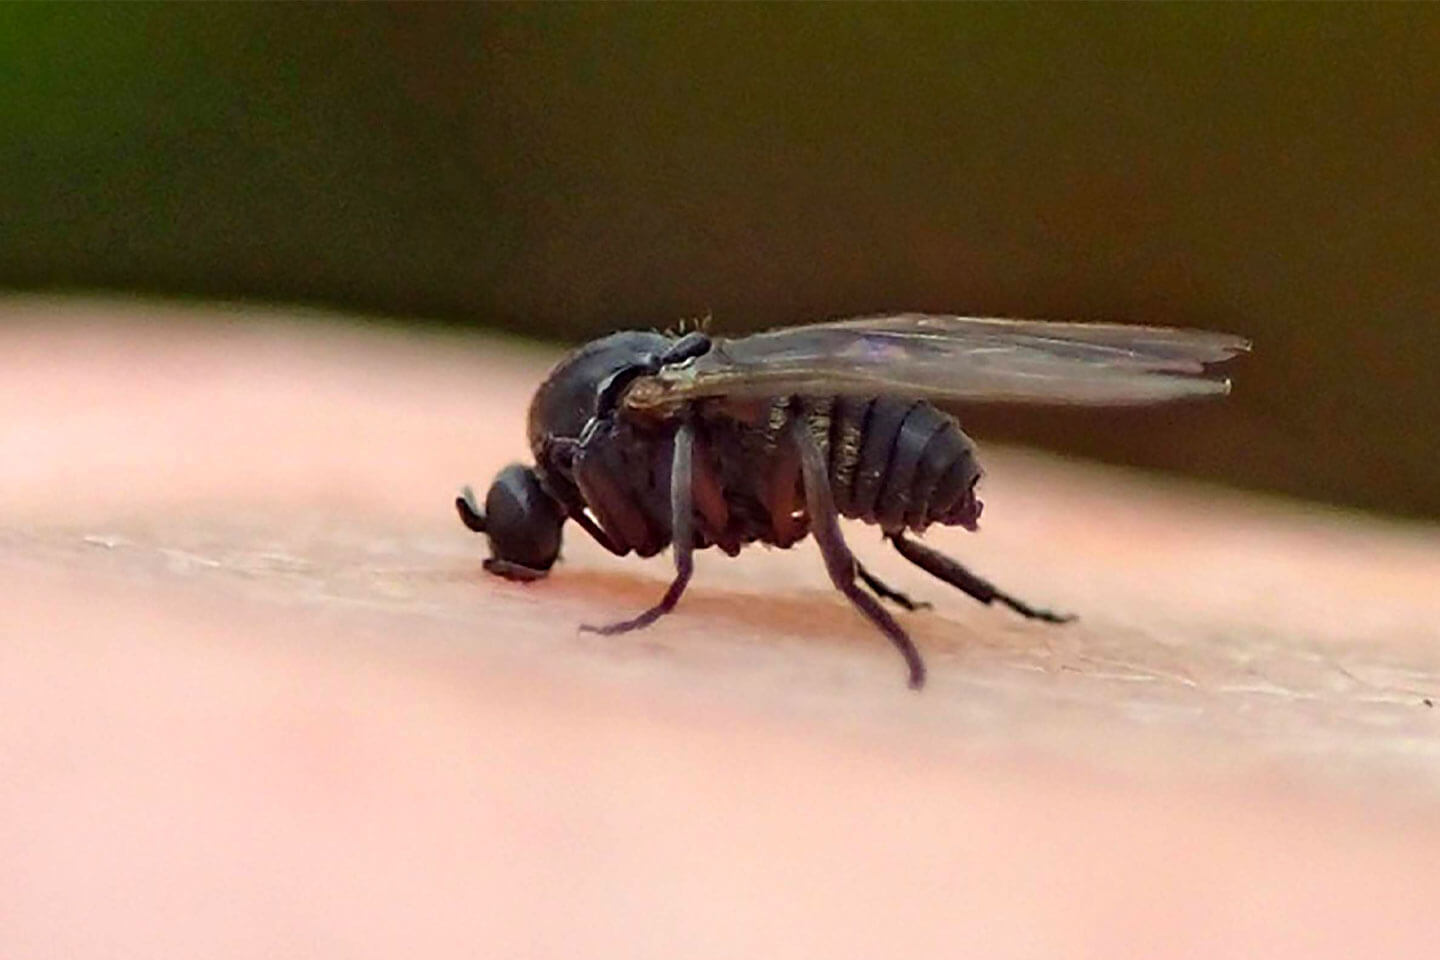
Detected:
left=889, top=532, right=1074, bottom=623
left=581, top=423, right=696, bottom=635
left=789, top=415, right=927, bottom=690
left=855, top=561, right=931, bottom=612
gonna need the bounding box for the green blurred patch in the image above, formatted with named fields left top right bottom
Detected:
left=2, top=5, right=1438, bottom=519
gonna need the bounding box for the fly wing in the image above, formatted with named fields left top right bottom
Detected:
left=623, top=313, right=1250, bottom=413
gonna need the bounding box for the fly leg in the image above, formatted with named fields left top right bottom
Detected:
left=581, top=423, right=695, bottom=635
left=855, top=561, right=931, bottom=612
left=535, top=436, right=627, bottom=558
left=889, top=532, right=1075, bottom=623
left=569, top=509, right=626, bottom=556
left=790, top=416, right=927, bottom=690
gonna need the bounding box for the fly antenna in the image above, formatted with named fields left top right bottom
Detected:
left=455, top=485, right=487, bottom=532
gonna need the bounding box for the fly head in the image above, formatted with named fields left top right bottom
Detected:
left=457, top=464, right=566, bottom=581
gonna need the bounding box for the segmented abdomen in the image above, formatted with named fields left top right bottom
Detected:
left=825, top=396, right=982, bottom=534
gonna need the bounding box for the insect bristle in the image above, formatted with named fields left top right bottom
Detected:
left=663, top=310, right=714, bottom=338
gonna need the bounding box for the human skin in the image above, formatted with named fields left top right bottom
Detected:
left=3, top=297, right=1439, bottom=957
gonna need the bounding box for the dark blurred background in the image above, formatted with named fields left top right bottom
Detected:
left=3, top=5, right=1437, bottom=519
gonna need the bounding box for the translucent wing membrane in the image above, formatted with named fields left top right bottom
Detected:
left=624, top=314, right=1250, bottom=413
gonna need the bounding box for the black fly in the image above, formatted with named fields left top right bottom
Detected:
left=458, top=314, right=1248, bottom=689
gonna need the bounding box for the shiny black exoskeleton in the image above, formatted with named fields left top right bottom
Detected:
left=457, top=328, right=1069, bottom=690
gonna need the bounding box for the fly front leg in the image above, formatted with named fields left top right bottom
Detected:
left=569, top=508, right=626, bottom=556
left=889, top=532, right=1075, bottom=623
left=581, top=423, right=696, bottom=635
left=788, top=415, right=927, bottom=690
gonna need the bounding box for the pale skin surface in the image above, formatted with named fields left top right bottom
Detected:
left=3, top=296, right=1439, bottom=957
